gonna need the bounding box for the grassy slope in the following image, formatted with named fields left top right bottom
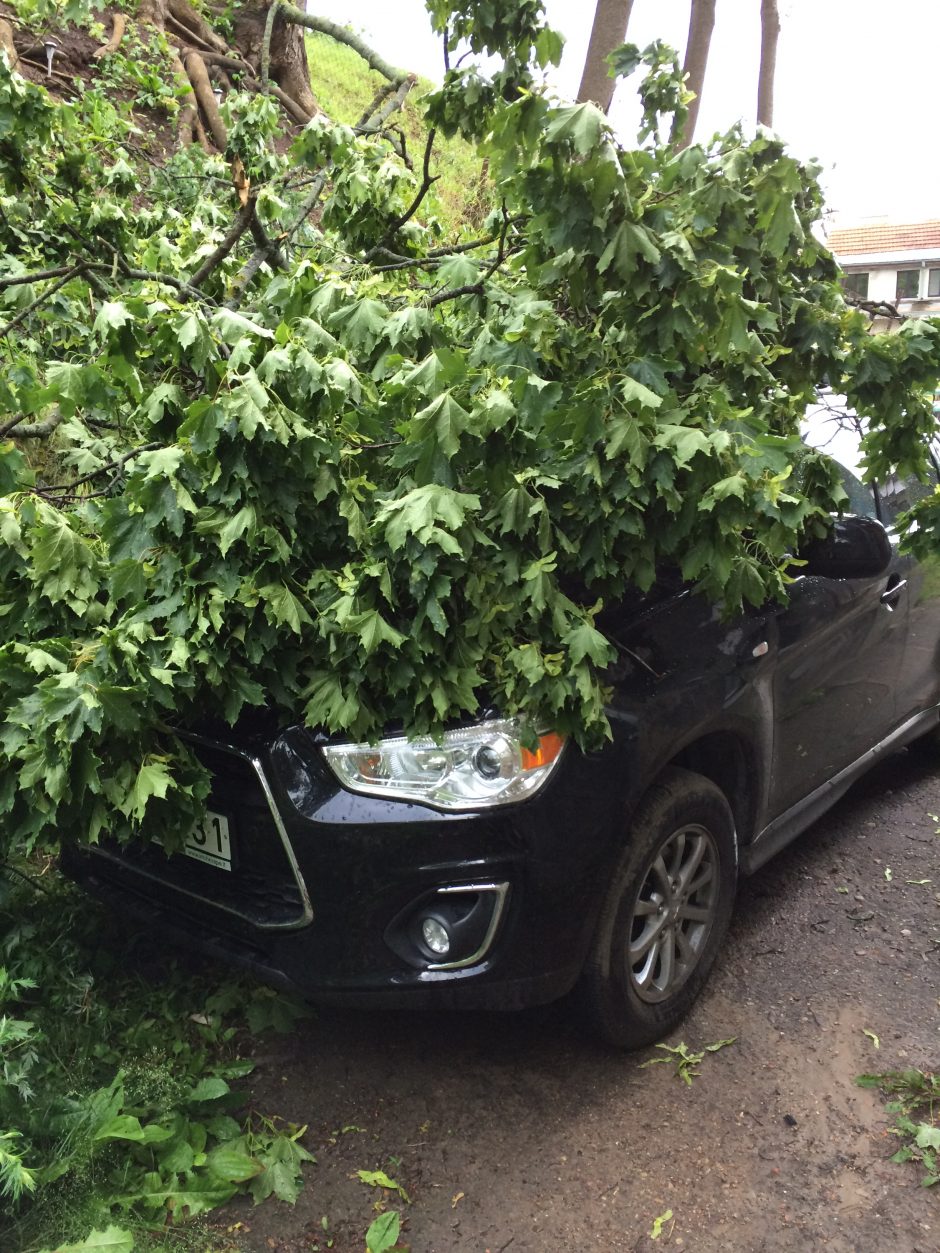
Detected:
left=305, top=31, right=491, bottom=238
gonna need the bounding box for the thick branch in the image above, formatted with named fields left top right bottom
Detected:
left=0, top=265, right=77, bottom=290
left=757, top=0, right=780, bottom=128
left=283, top=174, right=327, bottom=246
left=248, top=214, right=286, bottom=271
left=166, top=11, right=217, bottom=52
left=188, top=202, right=256, bottom=288
left=358, top=81, right=397, bottom=129
left=269, top=83, right=312, bottom=126
left=0, top=411, right=63, bottom=439
left=260, top=0, right=282, bottom=90
left=170, top=49, right=198, bottom=148
left=277, top=7, right=407, bottom=83
left=224, top=248, right=268, bottom=310
left=92, top=12, right=127, bottom=60
left=358, top=74, right=416, bottom=134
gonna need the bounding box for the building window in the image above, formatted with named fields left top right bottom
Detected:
left=929, top=269, right=940, bottom=298
left=841, top=271, right=869, bottom=299
left=896, top=269, right=920, bottom=300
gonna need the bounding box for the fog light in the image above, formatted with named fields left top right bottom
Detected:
left=421, top=917, right=451, bottom=956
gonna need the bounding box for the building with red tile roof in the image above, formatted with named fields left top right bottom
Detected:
left=827, top=220, right=940, bottom=316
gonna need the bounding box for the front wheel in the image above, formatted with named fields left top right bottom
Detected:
left=577, top=767, right=737, bottom=1049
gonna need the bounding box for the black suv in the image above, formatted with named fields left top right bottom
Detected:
left=64, top=415, right=940, bottom=1047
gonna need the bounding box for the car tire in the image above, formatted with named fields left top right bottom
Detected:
left=577, top=766, right=737, bottom=1050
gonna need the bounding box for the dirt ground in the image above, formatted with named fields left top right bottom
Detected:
left=221, top=748, right=939, bottom=1253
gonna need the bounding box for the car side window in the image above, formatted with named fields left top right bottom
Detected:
left=876, top=468, right=938, bottom=527
left=799, top=414, right=879, bottom=519
left=832, top=459, right=879, bottom=519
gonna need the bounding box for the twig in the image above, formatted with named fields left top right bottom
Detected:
left=0, top=265, right=84, bottom=339
left=381, top=127, right=439, bottom=238
left=40, top=441, right=162, bottom=493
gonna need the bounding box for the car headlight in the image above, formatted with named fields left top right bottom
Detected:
left=321, top=718, right=566, bottom=811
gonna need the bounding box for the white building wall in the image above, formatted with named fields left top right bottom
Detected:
left=868, top=268, right=897, bottom=302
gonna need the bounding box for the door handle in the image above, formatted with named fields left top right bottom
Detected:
left=880, top=576, right=907, bottom=609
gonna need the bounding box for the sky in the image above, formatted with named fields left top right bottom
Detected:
left=311, top=0, right=940, bottom=226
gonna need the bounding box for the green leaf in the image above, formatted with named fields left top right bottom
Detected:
left=598, top=221, right=661, bottom=277
left=93, top=301, right=131, bottom=335
left=366, top=1210, right=402, bottom=1253
left=43, top=1227, right=135, bottom=1253
left=92, top=1114, right=145, bottom=1143
left=187, top=1076, right=231, bottom=1103
left=258, top=582, right=312, bottom=635
left=410, top=391, right=471, bottom=460
left=543, top=102, right=605, bottom=155
left=211, top=308, right=274, bottom=344
left=120, top=759, right=174, bottom=822
left=565, top=621, right=614, bottom=667
left=205, top=1143, right=263, bottom=1183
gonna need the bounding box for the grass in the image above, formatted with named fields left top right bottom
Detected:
left=304, top=31, right=491, bottom=237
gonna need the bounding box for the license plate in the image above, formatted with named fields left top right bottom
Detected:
left=182, top=810, right=232, bottom=871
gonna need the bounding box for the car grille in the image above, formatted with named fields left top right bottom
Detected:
left=89, top=736, right=312, bottom=931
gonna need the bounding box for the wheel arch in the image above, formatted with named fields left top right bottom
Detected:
left=664, top=730, right=760, bottom=848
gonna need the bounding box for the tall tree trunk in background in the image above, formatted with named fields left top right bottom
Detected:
left=235, top=0, right=319, bottom=118
left=672, top=0, right=716, bottom=150
left=757, top=0, right=780, bottom=127
left=577, top=0, right=634, bottom=113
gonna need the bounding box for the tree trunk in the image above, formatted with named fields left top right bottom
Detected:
left=577, top=0, right=634, bottom=113
left=235, top=0, right=318, bottom=119
left=757, top=0, right=780, bottom=128
left=137, top=0, right=168, bottom=29
left=673, top=0, right=716, bottom=150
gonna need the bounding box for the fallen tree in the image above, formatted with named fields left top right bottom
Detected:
left=1, top=1, right=939, bottom=861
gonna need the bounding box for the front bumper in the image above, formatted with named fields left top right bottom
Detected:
left=63, top=725, right=624, bottom=1010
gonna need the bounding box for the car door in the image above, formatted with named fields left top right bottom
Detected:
left=767, top=421, right=908, bottom=816
left=872, top=460, right=940, bottom=722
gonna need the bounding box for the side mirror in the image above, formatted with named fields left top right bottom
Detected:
left=800, top=515, right=892, bottom=580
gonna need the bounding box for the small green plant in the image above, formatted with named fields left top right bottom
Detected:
left=0, top=864, right=315, bottom=1249
left=857, top=1068, right=940, bottom=1187
left=357, top=1167, right=411, bottom=1204
left=650, top=1208, right=674, bottom=1239
left=639, top=1038, right=736, bottom=1086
